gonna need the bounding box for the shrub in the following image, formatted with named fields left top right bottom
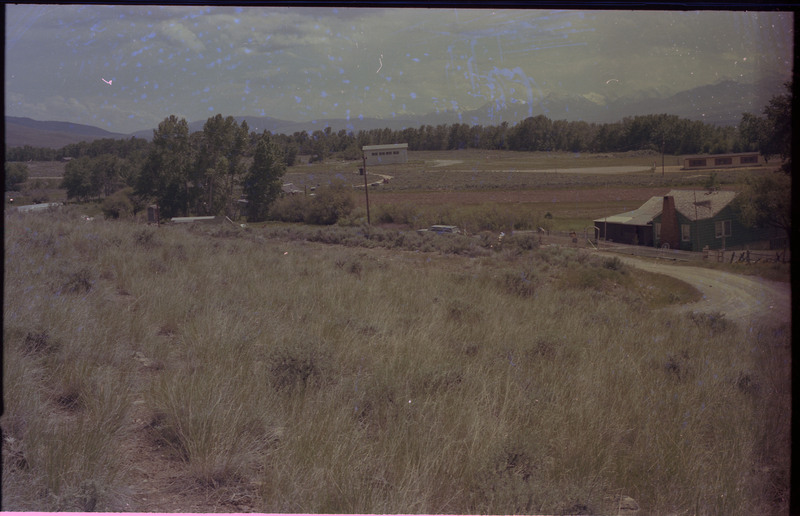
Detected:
left=268, top=194, right=311, bottom=223
left=5, top=162, right=29, bottom=191
left=305, top=182, right=355, bottom=225
left=687, top=310, right=730, bottom=335
left=602, top=256, right=624, bottom=271
left=101, top=188, right=134, bottom=219
left=58, top=265, right=94, bottom=294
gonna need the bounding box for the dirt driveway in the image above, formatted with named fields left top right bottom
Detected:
left=606, top=254, right=791, bottom=328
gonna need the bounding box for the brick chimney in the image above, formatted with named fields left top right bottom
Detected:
left=660, top=195, right=680, bottom=249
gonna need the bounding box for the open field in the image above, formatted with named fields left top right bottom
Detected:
left=280, top=150, right=776, bottom=232
left=2, top=207, right=791, bottom=513
left=285, top=149, right=775, bottom=193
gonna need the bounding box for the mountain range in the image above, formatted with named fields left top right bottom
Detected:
left=5, top=78, right=785, bottom=149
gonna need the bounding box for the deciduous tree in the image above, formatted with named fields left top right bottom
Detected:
left=136, top=115, right=192, bottom=218
left=5, top=162, right=29, bottom=191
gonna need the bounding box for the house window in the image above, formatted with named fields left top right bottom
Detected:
left=681, top=224, right=691, bottom=242
left=740, top=155, right=758, bottom=164
left=715, top=157, right=732, bottom=166
left=688, top=158, right=706, bottom=167
left=715, top=220, right=732, bottom=238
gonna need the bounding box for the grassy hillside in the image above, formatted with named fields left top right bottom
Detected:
left=2, top=207, right=790, bottom=513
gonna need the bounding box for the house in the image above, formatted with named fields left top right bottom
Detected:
left=595, top=189, right=775, bottom=251
left=362, top=143, right=408, bottom=166
left=682, top=152, right=762, bottom=170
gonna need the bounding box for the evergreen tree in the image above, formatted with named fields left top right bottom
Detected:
left=243, top=133, right=285, bottom=222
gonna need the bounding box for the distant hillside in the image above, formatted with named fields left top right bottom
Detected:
left=5, top=116, right=128, bottom=149
left=455, top=78, right=784, bottom=128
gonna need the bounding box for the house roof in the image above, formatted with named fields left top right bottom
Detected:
left=597, top=195, right=663, bottom=226
left=682, top=152, right=758, bottom=160
left=594, top=189, right=738, bottom=225
left=670, top=189, right=737, bottom=221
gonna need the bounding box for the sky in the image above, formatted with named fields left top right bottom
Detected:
left=4, top=5, right=794, bottom=134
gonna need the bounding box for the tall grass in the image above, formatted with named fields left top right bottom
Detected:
left=3, top=206, right=790, bottom=513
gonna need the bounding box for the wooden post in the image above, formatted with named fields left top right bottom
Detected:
left=362, top=154, right=371, bottom=226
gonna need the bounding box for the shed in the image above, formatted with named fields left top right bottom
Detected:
left=362, top=143, right=408, bottom=166
left=15, top=202, right=63, bottom=213
left=595, top=196, right=662, bottom=246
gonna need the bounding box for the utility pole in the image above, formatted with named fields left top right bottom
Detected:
left=362, top=154, right=371, bottom=225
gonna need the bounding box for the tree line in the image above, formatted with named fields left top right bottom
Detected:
left=6, top=109, right=776, bottom=167
left=5, top=82, right=790, bottom=226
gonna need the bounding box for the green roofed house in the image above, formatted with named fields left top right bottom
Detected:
left=595, top=189, right=777, bottom=251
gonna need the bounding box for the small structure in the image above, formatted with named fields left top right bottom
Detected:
left=147, top=205, right=159, bottom=224
left=682, top=152, right=762, bottom=170
left=362, top=143, right=408, bottom=166
left=596, top=189, right=776, bottom=251
left=282, top=183, right=304, bottom=195
left=15, top=202, right=63, bottom=213
left=417, top=225, right=461, bottom=235
left=170, top=216, right=221, bottom=224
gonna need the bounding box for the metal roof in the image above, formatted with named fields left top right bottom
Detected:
left=362, top=143, right=408, bottom=151
left=670, top=189, right=737, bottom=221
left=595, top=189, right=738, bottom=226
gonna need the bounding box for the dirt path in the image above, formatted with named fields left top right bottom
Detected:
left=606, top=254, right=792, bottom=327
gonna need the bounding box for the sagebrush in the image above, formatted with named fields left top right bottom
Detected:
left=2, top=207, right=790, bottom=513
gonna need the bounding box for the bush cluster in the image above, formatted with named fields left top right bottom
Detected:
left=268, top=182, right=355, bottom=225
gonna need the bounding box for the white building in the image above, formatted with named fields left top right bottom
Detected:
left=362, top=143, right=408, bottom=166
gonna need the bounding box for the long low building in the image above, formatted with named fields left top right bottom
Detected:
left=362, top=143, right=408, bottom=166
left=682, top=152, right=762, bottom=170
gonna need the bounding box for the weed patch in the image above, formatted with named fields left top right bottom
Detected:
left=687, top=310, right=730, bottom=335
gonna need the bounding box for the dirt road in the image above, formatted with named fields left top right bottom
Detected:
left=607, top=254, right=792, bottom=328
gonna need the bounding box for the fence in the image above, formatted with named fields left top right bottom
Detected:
left=527, top=229, right=790, bottom=263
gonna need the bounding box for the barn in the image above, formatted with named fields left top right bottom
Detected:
left=682, top=152, right=762, bottom=170
left=362, top=143, right=408, bottom=166
left=595, top=189, right=776, bottom=251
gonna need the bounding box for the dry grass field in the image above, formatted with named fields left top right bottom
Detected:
left=2, top=200, right=791, bottom=513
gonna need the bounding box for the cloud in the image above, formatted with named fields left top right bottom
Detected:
left=159, top=20, right=206, bottom=52
left=5, top=5, right=793, bottom=133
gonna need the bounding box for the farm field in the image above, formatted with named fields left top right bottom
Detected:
left=5, top=149, right=779, bottom=235
left=280, top=150, right=775, bottom=232
left=2, top=205, right=791, bottom=514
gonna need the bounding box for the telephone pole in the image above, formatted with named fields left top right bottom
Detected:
left=362, top=154, right=371, bottom=225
